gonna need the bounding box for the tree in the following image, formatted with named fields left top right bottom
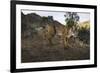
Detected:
left=64, top=12, right=79, bottom=28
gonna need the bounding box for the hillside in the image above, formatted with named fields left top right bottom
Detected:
left=21, top=12, right=90, bottom=63
left=21, top=12, right=64, bottom=34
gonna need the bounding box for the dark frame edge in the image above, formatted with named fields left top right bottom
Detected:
left=94, top=6, right=97, bottom=67
left=15, top=64, right=96, bottom=72
left=12, top=0, right=97, bottom=9
left=10, top=1, right=16, bottom=73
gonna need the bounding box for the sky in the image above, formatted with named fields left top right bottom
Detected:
left=22, top=10, right=90, bottom=25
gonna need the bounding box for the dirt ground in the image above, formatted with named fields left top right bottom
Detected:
left=21, top=34, right=90, bottom=63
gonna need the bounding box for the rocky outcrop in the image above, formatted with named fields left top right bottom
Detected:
left=21, top=12, right=64, bottom=38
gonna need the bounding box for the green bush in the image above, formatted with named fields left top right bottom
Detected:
left=78, top=27, right=90, bottom=44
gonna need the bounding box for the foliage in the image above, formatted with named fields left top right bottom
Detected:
left=64, top=12, right=79, bottom=28
left=78, top=22, right=90, bottom=44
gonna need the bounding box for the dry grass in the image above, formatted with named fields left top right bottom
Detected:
left=21, top=34, right=90, bottom=63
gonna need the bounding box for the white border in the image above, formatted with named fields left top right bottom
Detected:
left=16, top=4, right=94, bottom=69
